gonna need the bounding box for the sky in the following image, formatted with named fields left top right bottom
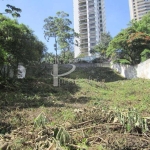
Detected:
left=0, top=0, right=130, bottom=54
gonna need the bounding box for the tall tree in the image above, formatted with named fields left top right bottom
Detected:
left=43, top=11, right=78, bottom=63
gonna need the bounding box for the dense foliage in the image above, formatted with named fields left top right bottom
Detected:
left=0, top=15, right=47, bottom=78
left=107, top=13, right=150, bottom=65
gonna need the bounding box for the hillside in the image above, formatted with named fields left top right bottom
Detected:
left=0, top=66, right=150, bottom=150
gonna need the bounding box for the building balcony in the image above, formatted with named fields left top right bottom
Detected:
left=79, top=8, right=86, bottom=13
left=80, top=37, right=88, bottom=41
left=80, top=28, right=87, bottom=32
left=80, top=34, right=88, bottom=39
left=137, top=2, right=147, bottom=7
left=79, top=8, right=87, bottom=12
left=80, top=26, right=87, bottom=31
left=79, top=3, right=86, bottom=8
left=80, top=48, right=89, bottom=55
left=79, top=5, right=87, bottom=11
left=79, top=13, right=87, bottom=18
left=80, top=40, right=88, bottom=44
left=80, top=46, right=88, bottom=49
left=138, top=7, right=147, bottom=12
left=88, top=8, right=95, bottom=12
left=89, top=14, right=95, bottom=19
left=80, top=32, right=88, bottom=35
left=79, top=20, right=87, bottom=25
left=79, top=21, right=87, bottom=27
left=80, top=30, right=88, bottom=34
left=79, top=15, right=87, bottom=20
left=81, top=33, right=87, bottom=37
left=88, top=4, right=95, bottom=9
left=80, top=44, right=88, bottom=49
left=80, top=42, right=88, bottom=46
left=88, top=0, right=94, bottom=2
left=79, top=0, right=86, bottom=3
left=138, top=9, right=147, bottom=14
left=89, top=35, right=96, bottom=39
left=79, top=25, right=87, bottom=29
left=79, top=18, right=87, bottom=22
left=80, top=32, right=88, bottom=36
left=89, top=31, right=96, bottom=35
left=88, top=2, right=94, bottom=5
left=89, top=19, right=95, bottom=23
left=80, top=46, right=88, bottom=50
left=80, top=46, right=88, bottom=53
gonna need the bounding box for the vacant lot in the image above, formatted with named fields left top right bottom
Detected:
left=0, top=66, right=150, bottom=150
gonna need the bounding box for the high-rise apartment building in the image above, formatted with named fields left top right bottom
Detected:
left=73, top=0, right=106, bottom=58
left=129, top=0, right=150, bottom=21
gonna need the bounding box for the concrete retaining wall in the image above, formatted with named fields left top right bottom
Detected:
left=111, top=59, right=150, bottom=79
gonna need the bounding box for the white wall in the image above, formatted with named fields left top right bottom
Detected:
left=137, top=59, right=150, bottom=79
left=111, top=59, right=150, bottom=79
left=73, top=0, right=80, bottom=58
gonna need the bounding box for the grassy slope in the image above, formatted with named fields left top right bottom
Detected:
left=63, top=66, right=150, bottom=114
left=1, top=66, right=150, bottom=114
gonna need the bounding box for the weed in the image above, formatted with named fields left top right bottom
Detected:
left=53, top=127, right=71, bottom=147
left=34, top=112, right=47, bottom=128
left=115, top=108, right=150, bottom=132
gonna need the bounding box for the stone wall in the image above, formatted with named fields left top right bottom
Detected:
left=111, top=59, right=150, bottom=79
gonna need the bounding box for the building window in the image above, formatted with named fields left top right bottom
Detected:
left=90, top=28, right=95, bottom=31
left=89, top=18, right=95, bottom=22
left=89, top=5, right=94, bottom=8
left=91, top=43, right=95, bottom=46
left=89, top=14, right=95, bottom=17
left=89, top=23, right=95, bottom=27
left=90, top=38, right=96, bottom=41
